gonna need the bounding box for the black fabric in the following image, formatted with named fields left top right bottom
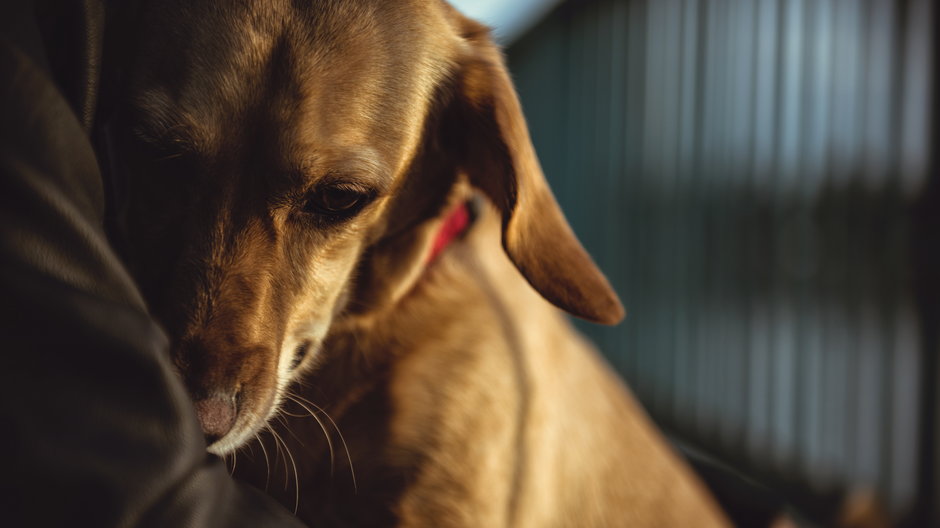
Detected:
left=0, top=2, right=305, bottom=526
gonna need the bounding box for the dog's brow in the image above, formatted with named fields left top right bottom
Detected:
left=298, top=152, right=392, bottom=193
left=131, top=93, right=212, bottom=151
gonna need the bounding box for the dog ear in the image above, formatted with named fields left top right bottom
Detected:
left=445, top=20, right=624, bottom=325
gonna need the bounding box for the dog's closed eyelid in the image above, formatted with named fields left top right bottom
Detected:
left=316, top=169, right=391, bottom=196
left=297, top=149, right=392, bottom=192
left=124, top=131, right=198, bottom=172
left=294, top=183, right=378, bottom=225
left=127, top=124, right=203, bottom=163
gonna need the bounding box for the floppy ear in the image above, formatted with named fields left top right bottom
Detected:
left=445, top=20, right=624, bottom=325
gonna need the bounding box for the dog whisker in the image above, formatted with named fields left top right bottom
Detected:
left=268, top=425, right=300, bottom=515
left=264, top=424, right=287, bottom=489
left=287, top=391, right=357, bottom=494
left=253, top=432, right=271, bottom=491
left=275, top=411, right=308, bottom=449
left=285, top=394, right=336, bottom=478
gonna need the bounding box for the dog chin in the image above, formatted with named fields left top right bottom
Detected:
left=207, top=435, right=242, bottom=456
left=206, top=419, right=270, bottom=455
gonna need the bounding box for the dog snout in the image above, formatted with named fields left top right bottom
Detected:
left=193, top=394, right=238, bottom=443
left=172, top=336, right=278, bottom=446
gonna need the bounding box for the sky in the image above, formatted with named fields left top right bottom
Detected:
left=448, top=0, right=562, bottom=44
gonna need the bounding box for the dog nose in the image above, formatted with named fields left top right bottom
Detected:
left=193, top=395, right=237, bottom=443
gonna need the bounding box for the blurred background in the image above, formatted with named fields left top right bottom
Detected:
left=452, top=0, right=937, bottom=526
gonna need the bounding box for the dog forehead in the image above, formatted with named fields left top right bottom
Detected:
left=132, top=0, right=459, bottom=176
left=281, top=0, right=461, bottom=171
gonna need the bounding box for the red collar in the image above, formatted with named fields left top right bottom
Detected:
left=427, top=201, right=472, bottom=263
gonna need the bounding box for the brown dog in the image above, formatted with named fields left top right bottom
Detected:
left=109, top=0, right=729, bottom=525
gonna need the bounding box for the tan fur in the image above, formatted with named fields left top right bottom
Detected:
left=384, top=205, right=726, bottom=527
left=114, top=0, right=728, bottom=525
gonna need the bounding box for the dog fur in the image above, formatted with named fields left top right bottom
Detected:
left=109, top=0, right=729, bottom=525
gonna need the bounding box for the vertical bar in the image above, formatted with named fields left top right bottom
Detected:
left=696, top=0, right=721, bottom=440
left=623, top=0, right=648, bottom=391
left=898, top=0, right=934, bottom=196
left=672, top=0, right=700, bottom=428
left=889, top=305, right=920, bottom=520
left=746, top=0, right=778, bottom=461
left=606, top=0, right=628, bottom=375
left=798, top=0, right=832, bottom=483
left=723, top=0, right=757, bottom=449
left=656, top=0, right=683, bottom=419
left=641, top=0, right=664, bottom=413
left=769, top=0, right=804, bottom=469
left=688, top=0, right=710, bottom=440
left=911, top=0, right=940, bottom=522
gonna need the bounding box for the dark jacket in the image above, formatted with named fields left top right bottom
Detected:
left=0, top=1, right=305, bottom=526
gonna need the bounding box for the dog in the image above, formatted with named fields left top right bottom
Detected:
left=107, top=0, right=729, bottom=525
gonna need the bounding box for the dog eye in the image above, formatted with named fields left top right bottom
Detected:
left=303, top=185, right=373, bottom=220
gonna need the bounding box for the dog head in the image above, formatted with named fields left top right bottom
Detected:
left=109, top=0, right=623, bottom=454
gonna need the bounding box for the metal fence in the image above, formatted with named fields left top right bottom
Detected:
left=506, top=0, right=936, bottom=525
